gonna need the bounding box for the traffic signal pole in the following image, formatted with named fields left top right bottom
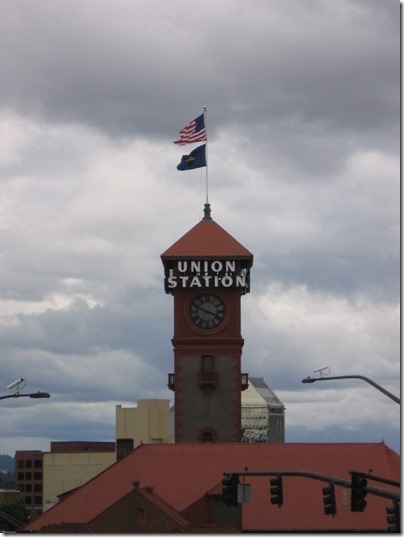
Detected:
left=223, top=470, right=400, bottom=502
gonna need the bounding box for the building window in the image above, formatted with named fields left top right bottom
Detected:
left=199, top=356, right=216, bottom=387
left=34, top=472, right=42, bottom=480
left=167, top=373, right=175, bottom=391
left=25, top=460, right=32, bottom=468
left=17, top=460, right=24, bottom=468
left=137, top=505, right=147, bottom=524
left=18, top=472, right=24, bottom=480
left=202, top=355, right=213, bottom=371
left=241, top=373, right=249, bottom=391
left=25, top=472, right=32, bottom=480
left=197, top=427, right=218, bottom=443
left=34, top=484, right=42, bottom=493
left=34, top=460, right=42, bottom=468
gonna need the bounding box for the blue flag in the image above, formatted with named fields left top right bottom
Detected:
left=177, top=144, right=206, bottom=171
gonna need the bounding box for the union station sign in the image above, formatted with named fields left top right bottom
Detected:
left=163, top=259, right=251, bottom=293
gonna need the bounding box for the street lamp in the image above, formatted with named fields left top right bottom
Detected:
left=302, top=373, right=400, bottom=405
left=0, top=378, right=50, bottom=401
left=0, top=391, right=50, bottom=401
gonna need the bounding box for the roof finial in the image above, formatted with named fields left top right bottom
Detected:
left=203, top=202, right=212, bottom=220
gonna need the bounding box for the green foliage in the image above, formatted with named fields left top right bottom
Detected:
left=0, top=498, right=29, bottom=531
left=0, top=471, right=15, bottom=490
left=0, top=454, right=15, bottom=490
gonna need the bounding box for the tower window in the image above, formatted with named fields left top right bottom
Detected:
left=167, top=373, right=175, bottom=391
left=199, top=355, right=216, bottom=387
left=197, top=427, right=218, bottom=443
left=201, top=355, right=213, bottom=371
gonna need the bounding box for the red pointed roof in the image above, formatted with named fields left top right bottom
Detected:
left=25, top=442, right=399, bottom=533
left=161, top=208, right=253, bottom=263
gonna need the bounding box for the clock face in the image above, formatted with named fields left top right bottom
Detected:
left=189, top=294, right=226, bottom=330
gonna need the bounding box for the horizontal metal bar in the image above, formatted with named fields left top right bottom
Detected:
left=224, top=471, right=400, bottom=501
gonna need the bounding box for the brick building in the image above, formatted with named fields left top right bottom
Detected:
left=15, top=441, right=116, bottom=514
left=23, top=441, right=400, bottom=532
left=15, top=450, right=44, bottom=517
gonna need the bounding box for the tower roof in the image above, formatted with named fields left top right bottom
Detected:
left=161, top=204, right=253, bottom=264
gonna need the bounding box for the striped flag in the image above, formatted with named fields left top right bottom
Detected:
left=173, top=114, right=207, bottom=145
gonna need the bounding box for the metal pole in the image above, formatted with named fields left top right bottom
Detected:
left=0, top=392, right=50, bottom=401
left=302, top=375, right=400, bottom=404
left=224, top=470, right=400, bottom=502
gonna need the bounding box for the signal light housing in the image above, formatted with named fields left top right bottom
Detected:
left=270, top=475, right=283, bottom=507
left=322, top=483, right=336, bottom=516
left=222, top=473, right=239, bottom=506
left=351, top=472, right=368, bottom=512
left=386, top=501, right=400, bottom=532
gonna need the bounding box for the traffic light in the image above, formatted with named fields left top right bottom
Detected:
left=270, top=475, right=283, bottom=507
left=222, top=473, right=239, bottom=506
left=351, top=472, right=367, bottom=512
left=322, top=483, right=336, bottom=516
left=386, top=501, right=400, bottom=532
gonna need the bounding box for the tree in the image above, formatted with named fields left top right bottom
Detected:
left=0, top=498, right=29, bottom=531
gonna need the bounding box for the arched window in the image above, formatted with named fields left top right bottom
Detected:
left=197, top=427, right=218, bottom=443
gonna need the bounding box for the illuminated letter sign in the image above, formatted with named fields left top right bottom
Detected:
left=164, top=259, right=250, bottom=293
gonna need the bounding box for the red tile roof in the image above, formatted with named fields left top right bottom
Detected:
left=25, top=442, right=399, bottom=533
left=161, top=218, right=253, bottom=261
left=136, top=485, right=190, bottom=529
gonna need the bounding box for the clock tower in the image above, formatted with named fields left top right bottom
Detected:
left=161, top=203, right=253, bottom=443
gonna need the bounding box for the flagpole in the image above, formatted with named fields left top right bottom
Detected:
left=203, top=106, right=209, bottom=204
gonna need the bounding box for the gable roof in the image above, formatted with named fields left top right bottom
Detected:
left=135, top=485, right=190, bottom=530
left=25, top=442, right=399, bottom=532
left=161, top=216, right=253, bottom=262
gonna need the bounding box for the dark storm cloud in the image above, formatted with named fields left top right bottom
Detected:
left=0, top=0, right=398, bottom=143
left=0, top=0, right=399, bottom=455
left=0, top=294, right=171, bottom=358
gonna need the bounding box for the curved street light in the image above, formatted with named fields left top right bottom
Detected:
left=1, top=378, right=50, bottom=401
left=0, top=391, right=50, bottom=401
left=301, top=374, right=400, bottom=405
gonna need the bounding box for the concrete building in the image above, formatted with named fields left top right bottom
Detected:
left=16, top=442, right=116, bottom=514
left=115, top=399, right=172, bottom=448
left=42, top=442, right=116, bottom=511
left=241, top=377, right=285, bottom=443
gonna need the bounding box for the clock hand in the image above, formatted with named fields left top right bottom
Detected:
left=199, top=304, right=219, bottom=319
left=199, top=304, right=215, bottom=313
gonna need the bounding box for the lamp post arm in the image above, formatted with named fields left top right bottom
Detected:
left=0, top=392, right=50, bottom=401
left=302, top=375, right=400, bottom=405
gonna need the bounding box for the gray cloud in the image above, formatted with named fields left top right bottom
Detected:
left=0, top=0, right=399, bottom=455
left=0, top=1, right=398, bottom=142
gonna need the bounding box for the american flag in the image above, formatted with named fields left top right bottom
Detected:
left=173, top=114, right=207, bottom=145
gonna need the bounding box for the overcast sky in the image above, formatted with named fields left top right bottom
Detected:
left=0, top=0, right=399, bottom=457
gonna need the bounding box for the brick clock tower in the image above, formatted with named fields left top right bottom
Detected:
left=161, top=203, right=253, bottom=443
